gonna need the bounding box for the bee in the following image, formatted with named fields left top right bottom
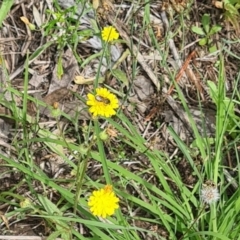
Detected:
left=95, top=95, right=110, bottom=104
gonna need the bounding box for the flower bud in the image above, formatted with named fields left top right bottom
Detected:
left=99, top=130, right=109, bottom=141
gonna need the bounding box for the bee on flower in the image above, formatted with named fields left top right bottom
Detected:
left=86, top=87, right=119, bottom=118
left=88, top=185, right=120, bottom=218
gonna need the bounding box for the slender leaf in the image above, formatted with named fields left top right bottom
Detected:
left=0, top=0, right=14, bottom=27
left=209, top=25, right=222, bottom=35
left=202, top=14, right=210, bottom=33
left=191, top=26, right=205, bottom=35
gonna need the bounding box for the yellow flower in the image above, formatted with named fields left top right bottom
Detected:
left=88, top=185, right=120, bottom=218
left=86, top=87, right=119, bottom=118
left=101, top=26, right=119, bottom=42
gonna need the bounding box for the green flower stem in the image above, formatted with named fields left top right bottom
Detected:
left=212, top=55, right=225, bottom=234
left=74, top=136, right=95, bottom=215
left=94, top=120, right=111, bottom=184
left=94, top=120, right=133, bottom=239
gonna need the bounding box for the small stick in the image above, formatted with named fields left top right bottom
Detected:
left=167, top=50, right=197, bottom=95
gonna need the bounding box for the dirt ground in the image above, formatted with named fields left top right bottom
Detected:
left=0, top=0, right=240, bottom=239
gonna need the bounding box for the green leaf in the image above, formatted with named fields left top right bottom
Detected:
left=29, top=41, right=54, bottom=61
left=191, top=26, right=205, bottom=35
left=0, top=0, right=14, bottom=27
left=199, top=38, right=207, bottom=45
left=207, top=80, right=218, bottom=104
left=78, top=29, right=94, bottom=38
left=224, top=11, right=240, bottom=32
left=47, top=231, right=62, bottom=240
left=209, top=25, right=222, bottom=35
left=38, top=195, right=62, bottom=215
left=224, top=2, right=239, bottom=15
left=209, top=45, right=217, bottom=53
left=235, top=196, right=240, bottom=212
left=111, top=69, right=129, bottom=88
left=223, top=98, right=235, bottom=116
left=37, top=195, right=71, bottom=238
left=57, top=56, right=64, bottom=79
left=37, top=128, right=65, bottom=154
left=191, top=137, right=215, bottom=148
left=202, top=14, right=210, bottom=33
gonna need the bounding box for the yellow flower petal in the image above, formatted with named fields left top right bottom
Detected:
left=101, top=26, right=119, bottom=42
left=86, top=88, right=119, bottom=118
left=88, top=185, right=119, bottom=218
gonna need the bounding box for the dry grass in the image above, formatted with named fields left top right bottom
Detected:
left=0, top=0, right=240, bottom=239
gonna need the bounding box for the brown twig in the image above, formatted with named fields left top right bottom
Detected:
left=167, top=50, right=197, bottom=95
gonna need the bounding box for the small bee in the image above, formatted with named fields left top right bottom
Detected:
left=95, top=95, right=110, bottom=104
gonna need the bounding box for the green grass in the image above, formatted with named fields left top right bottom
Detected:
left=0, top=0, right=14, bottom=27
left=0, top=0, right=240, bottom=239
